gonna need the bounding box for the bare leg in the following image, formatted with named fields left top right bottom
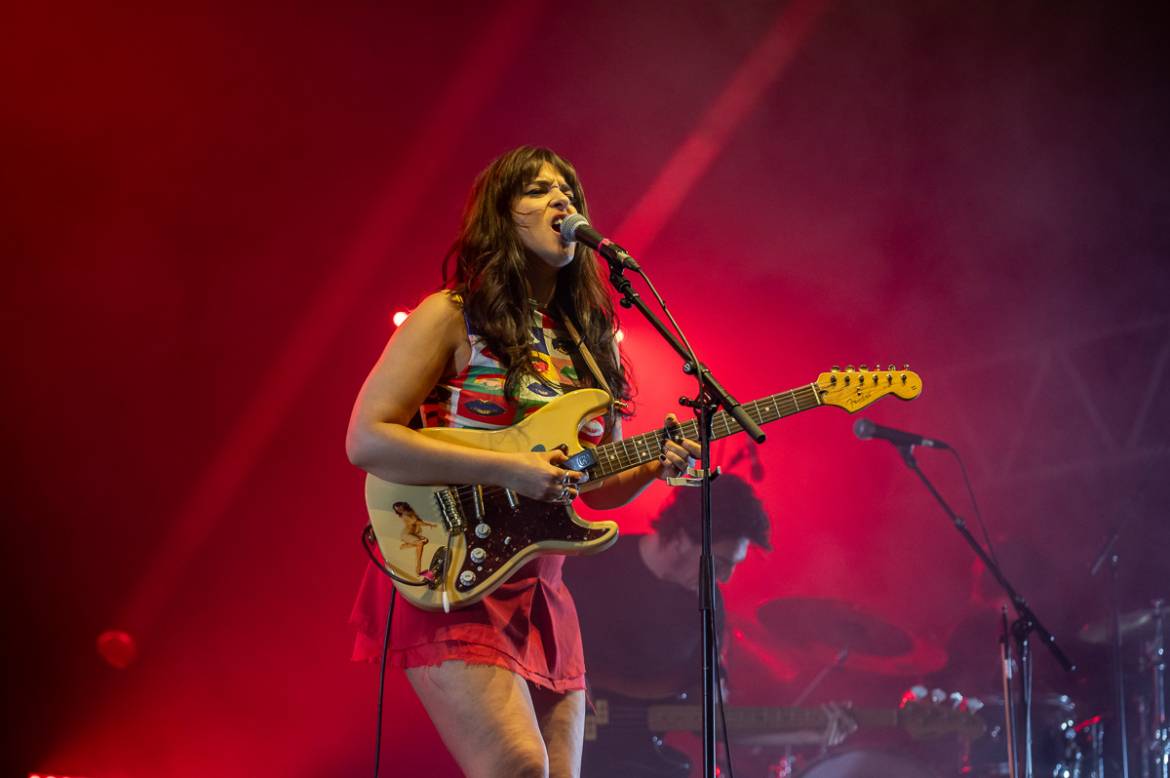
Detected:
left=531, top=684, right=585, bottom=778
left=406, top=661, right=549, bottom=778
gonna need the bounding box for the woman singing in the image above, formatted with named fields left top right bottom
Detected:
left=346, top=146, right=700, bottom=777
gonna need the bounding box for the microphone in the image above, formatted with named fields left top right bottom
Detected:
left=559, top=214, right=641, bottom=270
left=853, top=418, right=950, bottom=450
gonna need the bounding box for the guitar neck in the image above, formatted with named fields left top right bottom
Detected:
left=646, top=704, right=897, bottom=734
left=589, top=384, right=823, bottom=480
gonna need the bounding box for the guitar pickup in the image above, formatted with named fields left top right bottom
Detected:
left=471, top=484, right=485, bottom=520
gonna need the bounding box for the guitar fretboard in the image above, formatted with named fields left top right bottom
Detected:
left=589, top=384, right=822, bottom=480
left=645, top=704, right=899, bottom=734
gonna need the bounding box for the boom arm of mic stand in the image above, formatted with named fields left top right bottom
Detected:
left=897, top=446, right=1076, bottom=674
left=604, top=262, right=765, bottom=443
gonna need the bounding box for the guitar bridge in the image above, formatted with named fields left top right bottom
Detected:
left=434, top=487, right=467, bottom=533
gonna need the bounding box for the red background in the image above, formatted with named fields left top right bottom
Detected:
left=3, top=1, right=1168, bottom=775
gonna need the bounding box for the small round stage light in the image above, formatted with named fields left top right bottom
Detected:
left=392, top=311, right=408, bottom=327
left=614, top=329, right=625, bottom=343
left=96, top=629, right=138, bottom=669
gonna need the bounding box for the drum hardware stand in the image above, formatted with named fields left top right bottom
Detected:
left=1000, top=608, right=1021, bottom=778
left=1147, top=600, right=1168, bottom=778
left=601, top=246, right=766, bottom=778
left=1090, top=523, right=1136, bottom=778
left=1094, top=718, right=1108, bottom=778
left=1140, top=694, right=1152, bottom=778
left=890, top=443, right=1076, bottom=778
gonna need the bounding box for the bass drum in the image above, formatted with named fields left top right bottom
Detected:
left=797, top=749, right=940, bottom=778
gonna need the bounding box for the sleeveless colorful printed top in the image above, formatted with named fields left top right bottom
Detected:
left=419, top=305, right=609, bottom=445
left=350, top=298, right=610, bottom=692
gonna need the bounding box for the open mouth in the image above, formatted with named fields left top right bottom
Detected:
left=550, top=216, right=566, bottom=236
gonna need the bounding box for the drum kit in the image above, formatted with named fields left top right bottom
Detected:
left=721, top=596, right=1170, bottom=778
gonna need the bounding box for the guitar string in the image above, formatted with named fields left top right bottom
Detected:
left=595, top=706, right=834, bottom=731
left=446, top=371, right=920, bottom=505
left=450, top=385, right=821, bottom=502
left=445, top=383, right=824, bottom=507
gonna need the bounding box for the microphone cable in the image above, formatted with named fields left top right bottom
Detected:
left=361, top=524, right=458, bottom=777
left=947, top=449, right=1001, bottom=570
left=373, top=585, right=397, bottom=778
left=711, top=600, right=737, bottom=778
left=360, top=525, right=404, bottom=778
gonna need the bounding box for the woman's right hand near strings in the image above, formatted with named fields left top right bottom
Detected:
left=498, top=449, right=585, bottom=503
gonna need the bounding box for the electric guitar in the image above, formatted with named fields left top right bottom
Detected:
left=365, top=366, right=923, bottom=611
left=581, top=691, right=986, bottom=778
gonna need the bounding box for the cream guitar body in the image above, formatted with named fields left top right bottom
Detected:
left=366, top=389, right=618, bottom=612
left=365, top=368, right=923, bottom=612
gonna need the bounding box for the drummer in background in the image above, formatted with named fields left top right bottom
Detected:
left=564, top=473, right=856, bottom=777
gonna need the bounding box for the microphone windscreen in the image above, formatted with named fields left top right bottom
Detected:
left=560, top=213, right=589, bottom=242
left=853, top=417, right=874, bottom=440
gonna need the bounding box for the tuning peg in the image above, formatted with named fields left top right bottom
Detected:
left=859, top=363, right=868, bottom=371
left=831, top=365, right=840, bottom=372
left=903, top=364, right=910, bottom=370
left=846, top=364, right=855, bottom=371
left=887, top=364, right=896, bottom=371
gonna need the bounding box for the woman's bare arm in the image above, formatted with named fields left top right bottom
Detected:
left=346, top=291, right=581, bottom=501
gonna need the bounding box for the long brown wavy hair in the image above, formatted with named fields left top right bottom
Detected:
left=443, top=146, right=632, bottom=416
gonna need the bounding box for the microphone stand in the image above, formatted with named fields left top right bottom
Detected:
left=601, top=255, right=765, bottom=778
left=1086, top=449, right=1166, bottom=778
left=892, top=444, right=1075, bottom=778
left=1090, top=522, right=1134, bottom=778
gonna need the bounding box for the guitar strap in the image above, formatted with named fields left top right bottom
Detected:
left=555, top=307, right=624, bottom=416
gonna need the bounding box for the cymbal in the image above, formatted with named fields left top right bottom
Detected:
left=1079, top=601, right=1166, bottom=645
left=757, top=597, right=914, bottom=658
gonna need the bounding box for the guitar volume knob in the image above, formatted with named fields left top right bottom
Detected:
left=458, top=570, right=476, bottom=588
left=474, top=523, right=491, bottom=539
left=470, top=547, right=487, bottom=564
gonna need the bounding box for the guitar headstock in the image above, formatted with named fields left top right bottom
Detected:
left=897, top=687, right=987, bottom=741
left=816, top=364, right=922, bottom=413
